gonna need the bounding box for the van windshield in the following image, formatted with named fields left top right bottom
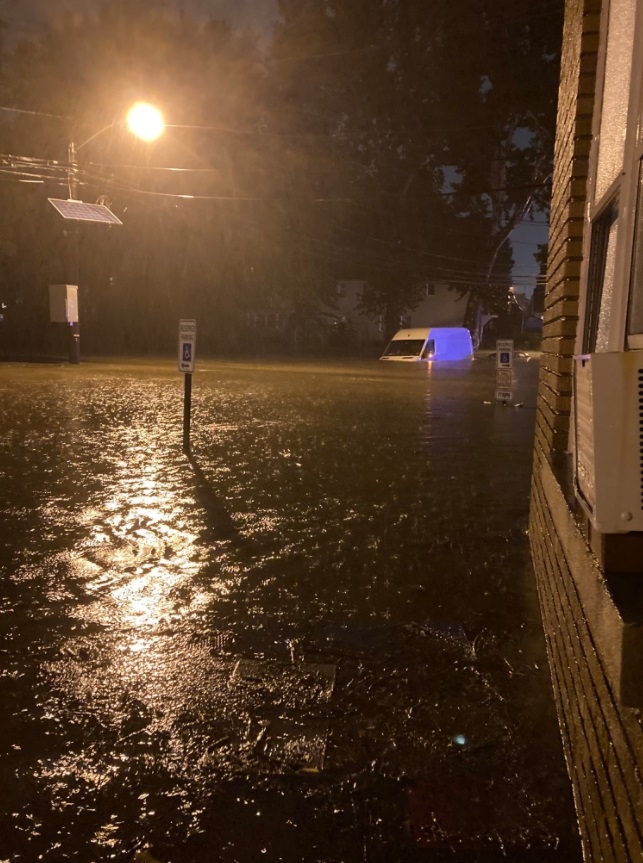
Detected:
left=383, top=339, right=425, bottom=357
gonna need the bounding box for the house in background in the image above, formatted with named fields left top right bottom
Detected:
left=530, top=0, right=643, bottom=860
left=399, top=281, right=470, bottom=329
left=330, top=279, right=471, bottom=347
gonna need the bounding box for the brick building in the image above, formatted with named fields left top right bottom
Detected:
left=530, top=0, right=643, bottom=860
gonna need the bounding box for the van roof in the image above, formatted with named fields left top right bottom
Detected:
left=390, top=328, right=430, bottom=340
left=390, top=327, right=469, bottom=341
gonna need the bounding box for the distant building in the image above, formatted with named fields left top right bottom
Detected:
left=402, top=281, right=470, bottom=329
left=331, top=280, right=380, bottom=343
left=330, top=280, right=470, bottom=346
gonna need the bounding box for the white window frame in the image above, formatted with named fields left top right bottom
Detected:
left=575, top=0, right=643, bottom=355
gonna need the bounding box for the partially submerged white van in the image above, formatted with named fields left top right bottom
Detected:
left=380, top=327, right=473, bottom=362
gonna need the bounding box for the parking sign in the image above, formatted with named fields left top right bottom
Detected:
left=178, top=319, right=197, bottom=373
left=495, top=340, right=514, bottom=401
left=496, top=339, right=514, bottom=369
left=496, top=368, right=513, bottom=388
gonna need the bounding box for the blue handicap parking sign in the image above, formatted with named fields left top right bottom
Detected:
left=183, top=343, right=192, bottom=362
left=500, top=351, right=510, bottom=364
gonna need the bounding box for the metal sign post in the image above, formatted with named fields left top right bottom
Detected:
left=49, top=284, right=80, bottom=363
left=495, top=339, right=514, bottom=402
left=49, top=192, right=123, bottom=365
left=178, top=319, right=197, bottom=453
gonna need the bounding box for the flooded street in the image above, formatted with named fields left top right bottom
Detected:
left=0, top=357, right=580, bottom=862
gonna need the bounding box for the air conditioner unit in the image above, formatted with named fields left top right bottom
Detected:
left=573, top=350, right=643, bottom=533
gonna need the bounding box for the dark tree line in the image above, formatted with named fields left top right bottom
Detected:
left=0, top=0, right=562, bottom=357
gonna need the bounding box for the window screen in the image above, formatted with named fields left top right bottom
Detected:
left=627, top=162, right=643, bottom=336
left=583, top=202, right=619, bottom=353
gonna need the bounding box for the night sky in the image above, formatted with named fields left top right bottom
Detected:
left=0, top=0, right=548, bottom=296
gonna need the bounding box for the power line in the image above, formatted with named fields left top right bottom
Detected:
left=0, top=166, right=61, bottom=182
left=0, top=105, right=69, bottom=120
left=0, top=175, right=46, bottom=185
left=332, top=217, right=547, bottom=265
left=77, top=162, right=551, bottom=202
left=86, top=161, right=220, bottom=174
left=0, top=151, right=552, bottom=202
left=0, top=153, right=548, bottom=280
left=0, top=102, right=547, bottom=143
left=211, top=210, right=521, bottom=284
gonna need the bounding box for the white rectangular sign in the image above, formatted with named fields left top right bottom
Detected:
left=178, top=319, right=197, bottom=373
left=496, top=339, right=514, bottom=370
left=496, top=368, right=513, bottom=388
left=49, top=284, right=79, bottom=323
left=495, top=389, right=513, bottom=402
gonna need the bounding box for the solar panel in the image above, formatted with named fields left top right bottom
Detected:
left=48, top=198, right=123, bottom=225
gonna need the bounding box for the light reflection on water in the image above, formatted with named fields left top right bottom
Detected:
left=70, top=462, right=208, bottom=634
left=0, top=358, right=580, bottom=861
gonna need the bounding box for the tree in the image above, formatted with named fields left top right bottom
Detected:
left=267, top=0, right=562, bottom=339
left=268, top=0, right=462, bottom=336
left=429, top=0, right=563, bottom=314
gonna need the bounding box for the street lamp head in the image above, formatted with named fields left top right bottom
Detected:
left=126, top=102, right=164, bottom=142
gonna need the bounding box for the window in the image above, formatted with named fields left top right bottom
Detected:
left=383, top=339, right=425, bottom=357
left=265, top=313, right=285, bottom=331
left=627, top=162, right=643, bottom=337
left=426, top=283, right=436, bottom=296
left=578, top=0, right=643, bottom=354
left=583, top=202, right=619, bottom=353
left=422, top=339, right=435, bottom=358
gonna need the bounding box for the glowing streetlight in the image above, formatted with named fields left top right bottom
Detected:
left=126, top=102, right=165, bottom=142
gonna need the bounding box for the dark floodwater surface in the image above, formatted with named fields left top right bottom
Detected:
left=0, top=357, right=580, bottom=862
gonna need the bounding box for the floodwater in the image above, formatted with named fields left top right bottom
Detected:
left=0, top=356, right=580, bottom=862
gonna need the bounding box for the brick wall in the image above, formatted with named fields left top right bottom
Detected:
left=531, top=467, right=643, bottom=862
left=531, top=1, right=643, bottom=860
left=536, top=0, right=600, bottom=459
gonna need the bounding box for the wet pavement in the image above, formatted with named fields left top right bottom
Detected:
left=0, top=356, right=581, bottom=862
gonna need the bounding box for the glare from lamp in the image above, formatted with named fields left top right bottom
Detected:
left=126, top=102, right=164, bottom=142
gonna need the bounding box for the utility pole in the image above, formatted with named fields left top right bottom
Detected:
left=48, top=104, right=163, bottom=364
left=66, top=141, right=81, bottom=364
left=68, top=142, right=78, bottom=199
